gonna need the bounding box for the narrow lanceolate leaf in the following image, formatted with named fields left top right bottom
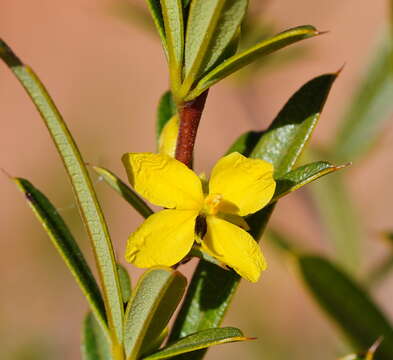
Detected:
left=15, top=178, right=107, bottom=333
left=160, top=0, right=184, bottom=90
left=92, top=165, right=153, bottom=219
left=186, top=25, right=319, bottom=100
left=145, top=0, right=168, bottom=55
left=334, top=36, right=393, bottom=162
left=0, top=40, right=124, bottom=345
left=181, top=0, right=247, bottom=94
left=143, top=327, right=249, bottom=360
left=124, top=268, right=187, bottom=360
left=156, top=90, right=177, bottom=140
left=272, top=161, right=348, bottom=202
left=82, top=313, right=111, bottom=360
left=298, top=256, right=393, bottom=360
left=251, top=73, right=337, bottom=177
left=117, top=264, right=132, bottom=304
left=170, top=73, right=337, bottom=360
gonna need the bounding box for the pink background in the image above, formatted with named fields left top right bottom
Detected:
left=1, top=1, right=392, bottom=359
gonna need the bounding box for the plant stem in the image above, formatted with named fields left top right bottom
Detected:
left=175, top=91, right=209, bottom=167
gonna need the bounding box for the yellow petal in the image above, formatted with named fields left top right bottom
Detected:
left=159, top=115, right=179, bottom=158
left=122, top=153, right=204, bottom=209
left=125, top=209, right=198, bottom=268
left=209, top=152, right=276, bottom=216
left=201, top=216, right=266, bottom=282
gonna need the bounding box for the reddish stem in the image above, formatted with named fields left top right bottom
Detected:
left=175, top=91, right=209, bottom=168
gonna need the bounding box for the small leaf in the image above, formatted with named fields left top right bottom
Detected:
left=92, top=165, right=153, bottom=219
left=124, top=267, right=187, bottom=360
left=182, top=0, right=247, bottom=94
left=272, top=161, right=348, bottom=202
left=117, top=264, right=132, bottom=304
left=160, top=0, right=184, bottom=90
left=298, top=255, right=393, bottom=360
left=0, top=39, right=124, bottom=345
left=157, top=90, right=177, bottom=140
left=145, top=0, right=168, bottom=55
left=14, top=178, right=107, bottom=335
left=186, top=25, right=319, bottom=100
left=82, top=313, right=111, bottom=360
left=143, top=327, right=249, bottom=360
left=334, top=36, right=393, bottom=162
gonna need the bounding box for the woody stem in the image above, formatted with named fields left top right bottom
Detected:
left=175, top=90, right=209, bottom=168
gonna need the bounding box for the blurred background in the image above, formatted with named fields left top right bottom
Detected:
left=1, top=0, right=392, bottom=359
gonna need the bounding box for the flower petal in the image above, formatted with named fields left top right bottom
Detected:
left=209, top=152, right=276, bottom=216
left=125, top=209, right=198, bottom=268
left=201, top=216, right=267, bottom=282
left=122, top=153, right=204, bottom=209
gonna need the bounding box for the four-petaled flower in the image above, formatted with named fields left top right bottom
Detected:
left=122, top=151, right=276, bottom=282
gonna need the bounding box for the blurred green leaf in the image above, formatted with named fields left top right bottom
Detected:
left=170, top=73, right=337, bottom=360
left=367, top=255, right=393, bottom=288
left=157, top=90, right=177, bottom=140
left=82, top=313, right=111, bottom=360
left=14, top=178, right=107, bottom=334
left=117, top=264, right=132, bottom=304
left=143, top=327, right=249, bottom=360
left=161, top=0, right=184, bottom=90
left=309, top=168, right=361, bottom=273
left=366, top=233, right=393, bottom=288
left=299, top=256, right=393, bottom=360
left=186, top=25, right=319, bottom=100
left=92, top=165, right=153, bottom=219
left=272, top=161, right=348, bottom=202
left=124, top=267, right=187, bottom=360
left=181, top=0, right=247, bottom=94
left=334, top=36, right=393, bottom=162
left=0, top=39, right=124, bottom=345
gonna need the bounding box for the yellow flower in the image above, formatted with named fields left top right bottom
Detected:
left=122, top=152, right=276, bottom=282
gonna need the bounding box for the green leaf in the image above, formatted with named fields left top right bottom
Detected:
left=82, top=313, right=111, bottom=360
left=186, top=25, right=320, bottom=100
left=160, top=0, right=184, bottom=90
left=0, top=39, right=124, bottom=346
left=117, top=264, right=132, bottom=304
left=124, top=267, right=187, bottom=360
left=225, top=130, right=263, bottom=157
left=334, top=36, right=393, bottom=162
left=298, top=255, right=393, bottom=360
left=92, top=165, right=153, bottom=219
left=145, top=0, right=168, bottom=55
left=157, top=90, right=177, bottom=140
left=14, top=177, right=107, bottom=334
left=170, top=73, right=337, bottom=359
left=143, top=327, right=249, bottom=360
left=272, top=161, right=348, bottom=202
left=181, top=0, right=247, bottom=94
left=251, top=73, right=337, bottom=177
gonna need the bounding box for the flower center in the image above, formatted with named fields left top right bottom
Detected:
left=203, top=193, right=224, bottom=216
